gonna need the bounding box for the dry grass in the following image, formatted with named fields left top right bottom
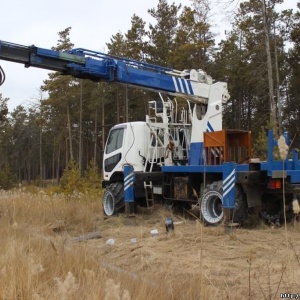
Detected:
left=0, top=189, right=299, bottom=299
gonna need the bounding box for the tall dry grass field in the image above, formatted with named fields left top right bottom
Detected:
left=0, top=189, right=299, bottom=299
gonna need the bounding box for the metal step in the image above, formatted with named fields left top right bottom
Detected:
left=144, top=181, right=154, bottom=208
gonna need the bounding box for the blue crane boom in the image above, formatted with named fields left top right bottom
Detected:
left=0, top=40, right=225, bottom=104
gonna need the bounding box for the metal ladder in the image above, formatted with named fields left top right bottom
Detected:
left=144, top=181, right=154, bottom=208
left=144, top=125, right=165, bottom=172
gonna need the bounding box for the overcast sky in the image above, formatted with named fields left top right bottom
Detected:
left=0, top=0, right=297, bottom=111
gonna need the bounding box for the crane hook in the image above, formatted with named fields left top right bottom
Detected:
left=0, top=65, right=5, bottom=86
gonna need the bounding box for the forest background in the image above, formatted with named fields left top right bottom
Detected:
left=0, top=0, right=299, bottom=187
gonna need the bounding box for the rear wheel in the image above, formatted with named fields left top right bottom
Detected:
left=260, top=194, right=294, bottom=225
left=200, top=181, right=248, bottom=225
left=103, top=182, right=125, bottom=216
left=200, top=181, right=223, bottom=225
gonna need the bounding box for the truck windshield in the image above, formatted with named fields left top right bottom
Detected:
left=105, top=128, right=124, bottom=154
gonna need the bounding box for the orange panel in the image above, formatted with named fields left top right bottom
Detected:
left=204, top=130, right=226, bottom=147
left=204, top=130, right=252, bottom=164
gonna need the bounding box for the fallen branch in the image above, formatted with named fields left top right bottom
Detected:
left=65, top=231, right=101, bottom=244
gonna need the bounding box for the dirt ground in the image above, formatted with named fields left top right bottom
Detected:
left=1, top=190, right=299, bottom=299
left=69, top=205, right=300, bottom=299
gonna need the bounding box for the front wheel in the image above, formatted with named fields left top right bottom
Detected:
left=103, top=182, right=125, bottom=216
left=200, top=181, right=248, bottom=225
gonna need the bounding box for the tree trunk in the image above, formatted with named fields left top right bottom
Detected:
left=94, top=106, right=98, bottom=168
left=52, top=137, right=55, bottom=185
left=67, top=102, right=73, bottom=159
left=79, top=80, right=83, bottom=176
left=57, top=142, right=61, bottom=185
left=116, top=87, right=120, bottom=123
left=39, top=126, right=43, bottom=187
left=262, top=0, right=276, bottom=130
left=273, top=29, right=283, bottom=135
left=101, top=98, right=105, bottom=173
left=125, top=86, right=128, bottom=122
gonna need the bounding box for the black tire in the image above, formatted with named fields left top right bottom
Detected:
left=260, top=194, right=294, bottom=225
left=232, top=185, right=248, bottom=224
left=200, top=181, right=248, bottom=225
left=103, top=182, right=125, bottom=216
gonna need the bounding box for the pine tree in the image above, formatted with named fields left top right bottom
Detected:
left=147, top=0, right=181, bottom=66
left=214, top=0, right=290, bottom=141
left=285, top=1, right=300, bottom=147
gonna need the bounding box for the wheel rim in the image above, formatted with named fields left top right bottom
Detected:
left=103, top=191, right=114, bottom=216
left=201, top=190, right=223, bottom=224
